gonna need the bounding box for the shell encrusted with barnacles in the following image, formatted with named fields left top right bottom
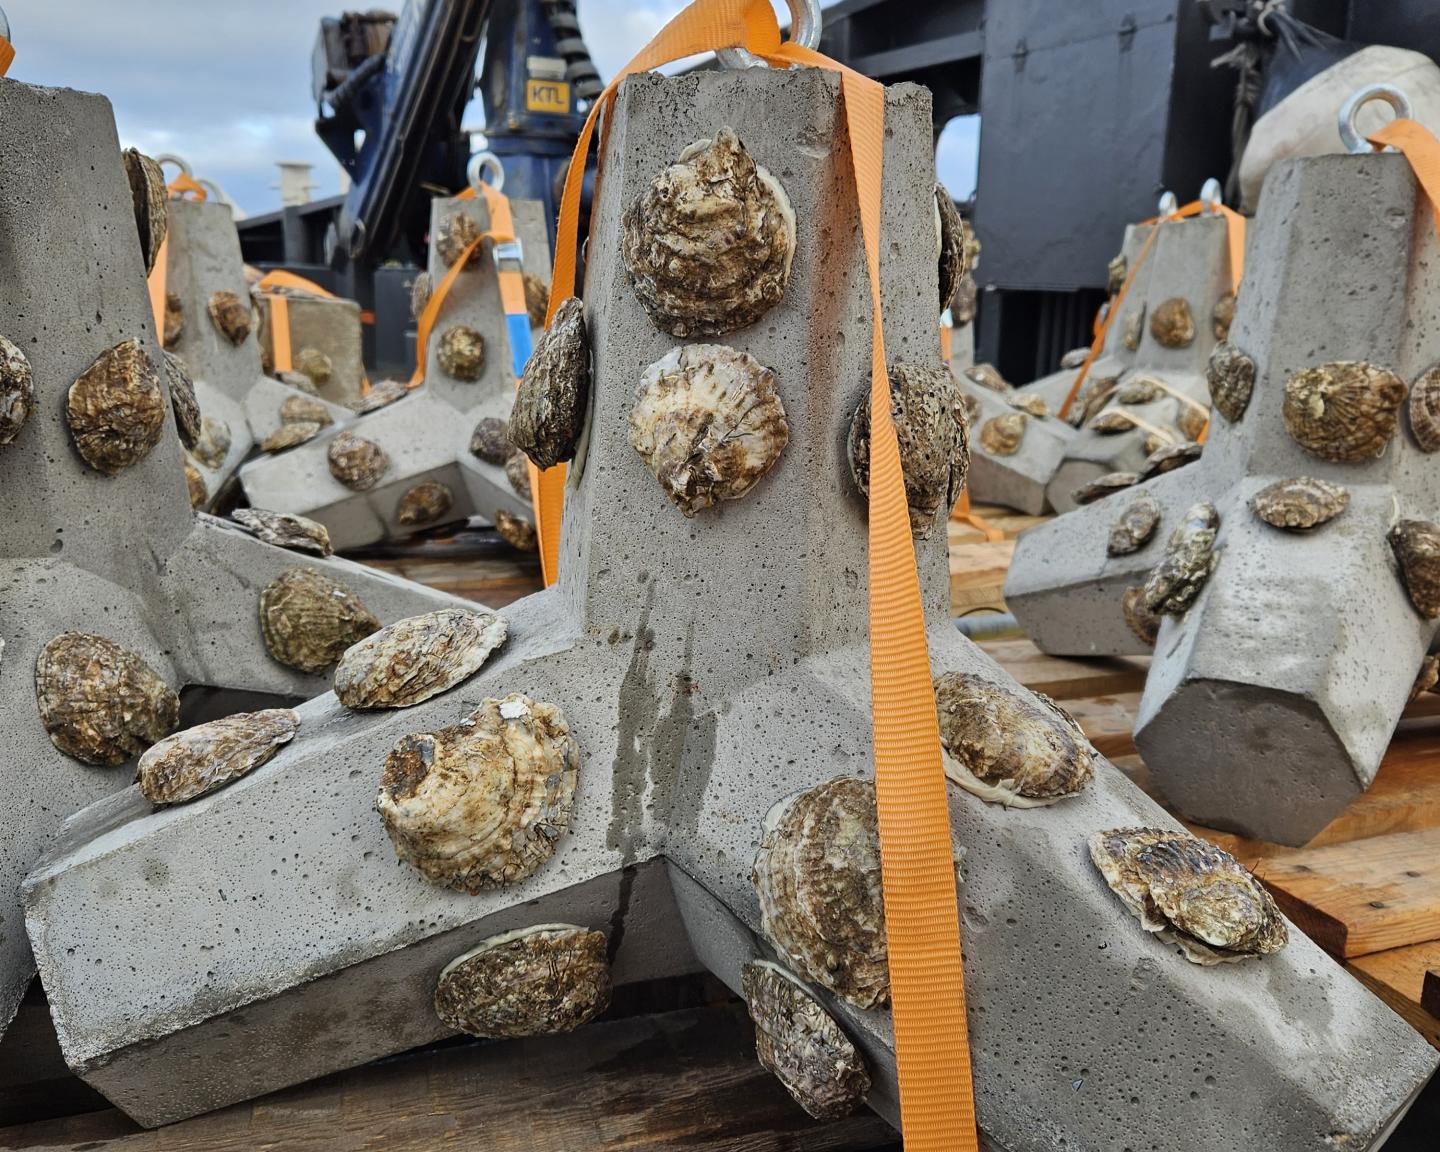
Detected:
left=742, top=960, right=871, bottom=1120
left=1282, top=361, right=1407, bottom=462
left=258, top=567, right=380, bottom=673
left=847, top=361, right=969, bottom=538
left=35, top=633, right=179, bottom=766
left=1391, top=519, right=1440, bottom=619
left=137, top=709, right=300, bottom=806
left=334, top=608, right=508, bottom=710
left=629, top=343, right=789, bottom=516
left=510, top=296, right=589, bottom=470
left=66, top=338, right=167, bottom=475
left=621, top=127, right=795, bottom=337
left=434, top=925, right=610, bottom=1039
left=231, top=508, right=332, bottom=556
left=376, top=694, right=579, bottom=893
left=1142, top=502, right=1219, bottom=616
left=934, top=672, right=1094, bottom=807
left=437, top=325, right=486, bottom=381
left=1090, top=827, right=1288, bottom=965
left=0, top=333, right=35, bottom=447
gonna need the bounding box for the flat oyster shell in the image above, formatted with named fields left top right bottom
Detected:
left=377, top=694, right=579, bottom=891
left=1282, top=361, right=1406, bottom=462
left=1212, top=292, right=1235, bottom=341
left=1077, top=374, right=1120, bottom=426
left=231, top=507, right=332, bottom=556
left=935, top=672, right=1094, bottom=806
left=335, top=608, right=507, bottom=710
left=122, top=148, right=167, bottom=275
left=1088, top=409, right=1137, bottom=435
left=1121, top=305, right=1145, bottom=351
left=437, top=325, right=485, bottom=381
left=1107, top=252, right=1127, bottom=297
left=1138, top=440, right=1201, bottom=480
left=137, top=708, right=299, bottom=805
left=523, top=272, right=550, bottom=329
left=847, top=361, right=969, bottom=537
left=629, top=343, right=789, bottom=516
left=192, top=415, right=231, bottom=469
left=36, top=633, right=178, bottom=766
left=1176, top=403, right=1208, bottom=443
left=1250, top=477, right=1348, bottom=531
left=293, top=347, right=332, bottom=386
left=742, top=960, right=871, bottom=1120
left=434, top=924, right=609, bottom=1039
left=979, top=411, right=1025, bottom=456
left=259, top=566, right=380, bottom=673
left=1115, top=376, right=1161, bottom=405
left=958, top=391, right=981, bottom=430
left=469, top=416, right=512, bottom=465
left=0, top=333, right=35, bottom=446
left=1207, top=343, right=1258, bottom=424
left=436, top=210, right=483, bottom=269
left=163, top=350, right=201, bottom=449
left=621, top=127, right=795, bottom=337
left=1060, top=346, right=1091, bottom=371
left=1149, top=297, right=1195, bottom=348
left=351, top=379, right=406, bottom=413
left=1009, top=392, right=1050, bottom=418
left=1411, top=654, right=1440, bottom=702
left=66, top=338, right=166, bottom=474
left=262, top=420, right=322, bottom=452
left=1073, top=471, right=1139, bottom=506
left=1390, top=519, right=1440, bottom=619
left=1122, top=585, right=1160, bottom=646
left=163, top=292, right=184, bottom=345
left=964, top=363, right=1009, bottom=394
left=1089, top=827, right=1288, bottom=965
left=1142, top=501, right=1219, bottom=615
left=505, top=452, right=532, bottom=499
left=208, top=289, right=252, bottom=346
left=1407, top=364, right=1440, bottom=452
left=279, top=369, right=319, bottom=395
left=1108, top=497, right=1161, bottom=556
left=936, top=182, right=968, bottom=313
left=183, top=456, right=206, bottom=508
left=511, top=296, right=588, bottom=468
left=410, top=270, right=432, bottom=321
left=327, top=430, right=389, bottom=490
left=395, top=480, right=454, bottom=526
left=495, top=509, right=538, bottom=551
left=280, top=393, right=332, bottom=426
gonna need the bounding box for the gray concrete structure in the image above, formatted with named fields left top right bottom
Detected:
left=256, top=292, right=366, bottom=408
left=960, top=376, right=1076, bottom=514
left=238, top=197, right=549, bottom=549
left=24, top=71, right=1436, bottom=1149
left=1007, top=153, right=1440, bottom=847
left=0, top=77, right=476, bottom=1041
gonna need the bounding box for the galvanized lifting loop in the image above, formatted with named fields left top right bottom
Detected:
left=467, top=151, right=505, bottom=194
left=1200, top=177, right=1223, bottom=215
left=717, top=0, right=822, bottom=70
left=1339, top=84, right=1413, bottom=155
left=0, top=6, right=12, bottom=44
left=1157, top=191, right=1178, bottom=218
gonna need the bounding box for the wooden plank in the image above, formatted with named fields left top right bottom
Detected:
left=0, top=1004, right=898, bottom=1152
left=1306, top=723, right=1440, bottom=848
left=947, top=503, right=1049, bottom=543
left=949, top=538, right=1014, bottom=616
left=1348, top=941, right=1440, bottom=1051
left=1057, top=691, right=1142, bottom=760
left=1424, top=967, right=1440, bottom=1019
left=361, top=553, right=542, bottom=607
left=1253, top=828, right=1440, bottom=958
left=979, top=637, right=1149, bottom=701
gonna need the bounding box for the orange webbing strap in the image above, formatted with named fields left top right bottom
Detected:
left=270, top=293, right=293, bottom=373
left=148, top=236, right=169, bottom=347
left=1369, top=119, right=1440, bottom=235
left=0, top=36, right=14, bottom=77
left=544, top=5, right=978, bottom=1147
left=166, top=173, right=207, bottom=201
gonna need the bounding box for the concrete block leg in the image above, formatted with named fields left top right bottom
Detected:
left=23, top=70, right=1436, bottom=1149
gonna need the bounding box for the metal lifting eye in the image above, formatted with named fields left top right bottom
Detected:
left=0, top=6, right=12, bottom=44
left=717, top=0, right=822, bottom=71
left=467, top=151, right=505, bottom=194
left=1157, top=191, right=1178, bottom=218
left=1338, top=83, right=1413, bottom=155
left=1200, top=178, right=1222, bottom=214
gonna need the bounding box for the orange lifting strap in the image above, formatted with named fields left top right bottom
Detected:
left=257, top=270, right=337, bottom=377
left=1370, top=119, right=1440, bottom=234
left=147, top=175, right=209, bottom=341
left=539, top=2, right=978, bottom=1147
left=0, top=35, right=14, bottom=77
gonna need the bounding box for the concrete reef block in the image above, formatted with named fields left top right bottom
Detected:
left=257, top=293, right=366, bottom=407
left=961, top=380, right=1074, bottom=514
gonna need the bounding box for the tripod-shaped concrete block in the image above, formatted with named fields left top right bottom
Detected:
left=24, top=71, right=1435, bottom=1149
left=960, top=377, right=1076, bottom=514
left=239, top=197, right=550, bottom=548
left=1007, top=153, right=1440, bottom=846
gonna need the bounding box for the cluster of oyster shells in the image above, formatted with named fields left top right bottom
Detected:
left=259, top=567, right=380, bottom=673
left=66, top=339, right=167, bottom=475
left=138, top=709, right=299, bottom=805
left=36, top=633, right=179, bottom=766
left=333, top=608, right=507, bottom=710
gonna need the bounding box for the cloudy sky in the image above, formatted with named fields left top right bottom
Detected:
left=9, top=0, right=978, bottom=216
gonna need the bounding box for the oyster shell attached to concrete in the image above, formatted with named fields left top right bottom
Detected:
left=137, top=708, right=299, bottom=805
left=163, top=292, right=184, bottom=345
left=1088, top=409, right=1138, bottom=435
left=629, top=343, right=789, bottom=517
left=958, top=391, right=981, bottom=430
left=66, top=338, right=166, bottom=475
left=1212, top=292, right=1235, bottom=341
left=1108, top=497, right=1162, bottom=556
left=208, top=290, right=252, bottom=346
left=410, top=270, right=432, bottom=322
left=377, top=694, right=580, bottom=892
left=1411, top=654, right=1440, bottom=702
left=752, top=777, right=890, bottom=1009
left=1107, top=252, right=1127, bottom=298
left=193, top=415, right=231, bottom=469
left=351, top=379, right=406, bottom=414
left=231, top=507, right=332, bottom=556
left=395, top=480, right=454, bottom=526
left=469, top=416, right=512, bottom=465
left=261, top=421, right=322, bottom=453
left=621, top=127, right=795, bottom=337
left=742, top=960, right=871, bottom=1120
left=279, top=369, right=319, bottom=395
left=0, top=333, right=34, bottom=446
left=183, top=456, right=206, bottom=508
left=36, top=633, right=179, bottom=766
left=495, top=510, right=538, bottom=551
left=1391, top=519, right=1440, bottom=619
left=935, top=672, right=1094, bottom=806
left=1089, top=827, right=1288, bottom=965
left=1122, top=585, right=1160, bottom=646
left=847, top=361, right=969, bottom=537
left=524, top=272, right=550, bottom=329
left=511, top=296, right=589, bottom=469
left=1250, top=477, right=1348, bottom=531
left=505, top=452, right=532, bottom=499
left=1408, top=364, right=1440, bottom=452
left=1077, top=374, right=1120, bottom=426
left=335, top=608, right=507, bottom=710
left=163, top=350, right=201, bottom=449
left=1115, top=376, right=1161, bottom=405
left=259, top=567, right=380, bottom=673
left=964, top=363, right=1009, bottom=394
left=979, top=411, right=1026, bottom=456
left=327, top=431, right=389, bottom=490
left=1009, top=393, right=1050, bottom=418
left=122, top=148, right=167, bottom=276
left=280, top=394, right=332, bottom=427
left=1060, top=346, right=1090, bottom=371
left=936, top=183, right=968, bottom=313
left=1149, top=297, right=1195, bottom=348
left=436, top=210, right=483, bottom=269
left=1122, top=305, right=1145, bottom=351
left=1176, top=403, right=1208, bottom=443
left=437, top=325, right=485, bottom=381
left=1073, top=471, right=1139, bottom=506
left=1143, top=502, right=1219, bottom=615
left=434, top=925, right=609, bottom=1039
left=1282, top=361, right=1406, bottom=461
left=1139, top=441, right=1201, bottom=480
left=293, top=347, right=332, bottom=386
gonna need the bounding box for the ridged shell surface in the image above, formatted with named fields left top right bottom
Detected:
left=231, top=508, right=332, bottom=556
left=1282, top=361, right=1406, bottom=462
left=66, top=338, right=166, bottom=475
left=327, top=431, right=389, bottom=490
left=0, top=334, right=35, bottom=446
left=334, top=608, right=507, bottom=710
left=1391, top=520, right=1440, bottom=619
left=1108, top=497, right=1161, bottom=556
left=1250, top=477, right=1348, bottom=531
left=138, top=709, right=299, bottom=805
left=1142, top=502, right=1219, bottom=615
left=259, top=567, right=380, bottom=673
left=511, top=296, right=589, bottom=469
left=36, top=633, right=178, bottom=766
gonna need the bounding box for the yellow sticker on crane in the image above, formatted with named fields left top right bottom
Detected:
left=526, top=78, right=570, bottom=114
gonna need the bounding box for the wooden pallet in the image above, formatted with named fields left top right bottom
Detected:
left=948, top=504, right=1048, bottom=616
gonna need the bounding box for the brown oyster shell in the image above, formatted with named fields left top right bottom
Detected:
left=1108, top=497, right=1162, bottom=556
left=469, top=416, right=513, bottom=465
left=208, top=290, right=252, bottom=346
left=335, top=608, right=506, bottom=710
left=742, top=960, right=871, bottom=1120
left=66, top=338, right=166, bottom=475
left=1122, top=585, right=1161, bottom=646
left=183, top=456, right=206, bottom=508
left=495, top=510, right=538, bottom=551
left=193, top=415, right=231, bottom=469
left=1090, top=827, right=1288, bottom=965
left=1176, top=403, right=1208, bottom=443
left=377, top=694, right=580, bottom=892
left=36, top=633, right=179, bottom=766
left=122, top=148, right=167, bottom=276
left=351, top=379, right=406, bottom=413
left=1149, top=298, right=1195, bottom=348
left=1088, top=409, right=1138, bottom=435
left=163, top=351, right=201, bottom=449
left=964, top=363, right=1009, bottom=394
left=1115, top=376, right=1161, bottom=406
left=436, top=210, right=483, bottom=269
left=410, top=270, right=432, bottom=322
left=1407, top=364, right=1440, bottom=452
left=1060, top=346, right=1091, bottom=371
left=752, top=777, right=890, bottom=1009
left=262, top=421, right=322, bottom=452
left=936, top=183, right=968, bottom=313
left=1206, top=342, right=1254, bottom=423
left=231, top=507, right=332, bottom=556
left=1142, top=432, right=1167, bottom=456
left=1077, top=374, right=1121, bottom=426
left=1121, top=306, right=1145, bottom=351
left=1411, top=654, right=1439, bottom=702
left=523, top=272, right=550, bottom=329
left=621, top=127, right=795, bottom=338
left=958, top=391, right=981, bottom=430
left=505, top=452, right=532, bottom=499
left=293, top=347, right=332, bottom=386
left=629, top=343, right=789, bottom=517
left=1009, top=393, right=1050, bottom=418
left=259, top=567, right=380, bottom=673
left=280, top=394, right=332, bottom=427
left=847, top=361, right=969, bottom=537
left=952, top=275, right=978, bottom=325
left=437, top=325, right=485, bottom=381
left=979, top=411, right=1026, bottom=456
left=1073, top=471, right=1139, bottom=506
left=163, top=292, right=184, bottom=346
left=1139, top=441, right=1201, bottom=480
left=511, top=296, right=589, bottom=469
left=327, top=431, right=389, bottom=490
left=279, top=369, right=318, bottom=395
left=0, top=333, right=35, bottom=446
left=395, top=481, right=454, bottom=526
left=137, top=708, right=299, bottom=805
left=1391, top=520, right=1440, bottom=619
left=935, top=672, right=1094, bottom=806
left=1107, top=252, right=1128, bottom=298
left=434, top=925, right=609, bottom=1039
left=1250, top=477, right=1349, bottom=531
left=1282, top=361, right=1406, bottom=462
left=1212, top=293, right=1235, bottom=341
left=1143, top=502, right=1219, bottom=615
